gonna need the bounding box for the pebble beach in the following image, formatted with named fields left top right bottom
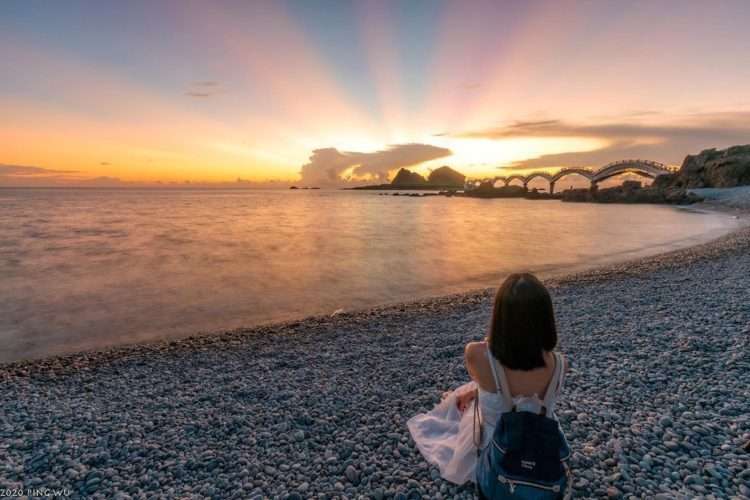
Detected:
left=2, top=208, right=750, bottom=499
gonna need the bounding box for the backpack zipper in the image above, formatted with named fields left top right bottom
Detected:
left=491, top=440, right=507, bottom=454
left=497, top=474, right=561, bottom=494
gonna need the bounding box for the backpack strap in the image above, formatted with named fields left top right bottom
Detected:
left=556, top=354, right=567, bottom=393
left=485, top=344, right=514, bottom=408
left=541, top=352, right=563, bottom=416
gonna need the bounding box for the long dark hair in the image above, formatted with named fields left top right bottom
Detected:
left=488, top=273, right=557, bottom=371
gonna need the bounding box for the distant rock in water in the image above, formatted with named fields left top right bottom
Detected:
left=670, top=144, right=750, bottom=188
left=462, top=182, right=552, bottom=199
left=464, top=183, right=525, bottom=198
left=427, top=166, right=466, bottom=189
left=390, top=168, right=428, bottom=188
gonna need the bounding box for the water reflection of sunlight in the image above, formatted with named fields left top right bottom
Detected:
left=0, top=189, right=737, bottom=363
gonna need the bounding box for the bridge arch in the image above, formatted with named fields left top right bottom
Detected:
left=463, top=178, right=482, bottom=190
left=505, top=174, right=527, bottom=187
left=464, top=159, right=674, bottom=194
left=524, top=172, right=554, bottom=193
left=592, top=160, right=671, bottom=184
left=550, top=168, right=594, bottom=184
left=493, top=176, right=508, bottom=187
left=545, top=168, right=594, bottom=194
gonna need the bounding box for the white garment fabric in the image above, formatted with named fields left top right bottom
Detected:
left=407, top=348, right=565, bottom=485
left=406, top=381, right=481, bottom=484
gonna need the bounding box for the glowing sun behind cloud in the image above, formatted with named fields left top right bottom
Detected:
left=1, top=1, right=749, bottom=187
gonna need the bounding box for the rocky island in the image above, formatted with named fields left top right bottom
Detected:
left=352, top=166, right=466, bottom=191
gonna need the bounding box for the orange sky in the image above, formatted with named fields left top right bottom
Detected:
left=2, top=1, right=750, bottom=187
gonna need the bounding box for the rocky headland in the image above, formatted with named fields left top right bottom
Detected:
left=668, top=145, right=750, bottom=188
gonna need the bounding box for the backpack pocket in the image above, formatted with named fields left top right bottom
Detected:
left=497, top=412, right=567, bottom=482
left=490, top=439, right=568, bottom=494
left=476, top=412, right=571, bottom=499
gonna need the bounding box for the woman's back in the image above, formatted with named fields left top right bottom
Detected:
left=465, top=340, right=560, bottom=398
left=466, top=341, right=566, bottom=442
left=407, top=272, right=571, bottom=493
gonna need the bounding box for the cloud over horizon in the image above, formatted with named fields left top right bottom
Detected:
left=457, top=112, right=750, bottom=170
left=0, top=164, right=83, bottom=187
left=0, top=164, right=79, bottom=176
left=299, top=143, right=452, bottom=185
left=0, top=163, right=293, bottom=188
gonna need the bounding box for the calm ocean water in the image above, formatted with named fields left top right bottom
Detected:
left=0, top=188, right=738, bottom=363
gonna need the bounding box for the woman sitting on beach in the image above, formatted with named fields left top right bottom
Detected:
left=408, top=273, right=570, bottom=497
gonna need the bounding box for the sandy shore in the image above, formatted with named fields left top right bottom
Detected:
left=2, top=209, right=750, bottom=498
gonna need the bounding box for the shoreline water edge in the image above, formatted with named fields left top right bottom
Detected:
left=2, top=202, right=749, bottom=498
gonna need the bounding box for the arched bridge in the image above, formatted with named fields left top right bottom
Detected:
left=465, top=159, right=677, bottom=194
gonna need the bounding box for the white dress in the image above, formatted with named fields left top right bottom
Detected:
left=407, top=347, right=565, bottom=485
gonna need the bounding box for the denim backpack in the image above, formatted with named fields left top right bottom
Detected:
left=474, top=351, right=571, bottom=499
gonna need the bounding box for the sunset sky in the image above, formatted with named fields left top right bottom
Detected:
left=2, top=0, right=750, bottom=187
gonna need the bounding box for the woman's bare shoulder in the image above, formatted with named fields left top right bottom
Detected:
left=464, top=340, right=497, bottom=392
left=464, top=340, right=487, bottom=362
